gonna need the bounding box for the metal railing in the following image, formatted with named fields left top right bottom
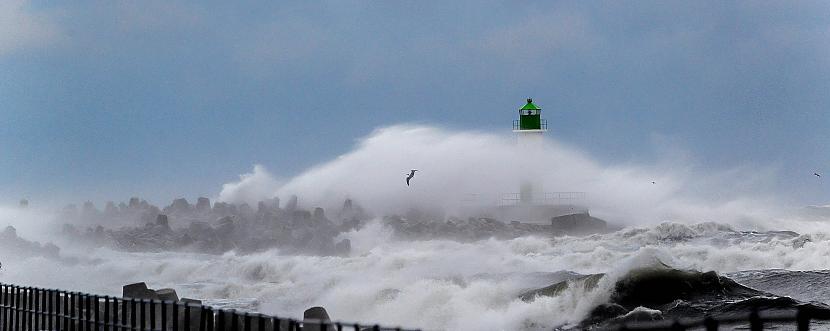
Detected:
left=499, top=191, right=586, bottom=206
left=512, top=119, right=548, bottom=131
left=0, top=283, right=418, bottom=331
left=604, top=306, right=830, bottom=331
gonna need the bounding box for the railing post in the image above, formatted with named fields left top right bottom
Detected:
left=93, top=295, right=99, bottom=331
left=216, top=310, right=224, bottom=331
left=33, top=287, right=38, bottom=331
left=161, top=301, right=168, bottom=331
left=12, top=287, right=17, bottom=331
left=206, top=308, right=214, bottom=331
left=270, top=316, right=279, bottom=331
left=86, top=294, right=93, bottom=331
left=0, top=284, right=5, bottom=331
left=61, top=290, right=67, bottom=331
left=230, top=310, right=238, bottom=331
left=703, top=316, right=718, bottom=331
left=199, top=307, right=209, bottom=331
left=42, top=288, right=48, bottom=330
left=12, top=287, right=16, bottom=331
left=70, top=292, right=77, bottom=331
left=243, top=313, right=250, bottom=331
left=140, top=299, right=147, bottom=331
left=150, top=300, right=156, bottom=331
left=184, top=303, right=190, bottom=331
left=46, top=289, right=53, bottom=331
left=797, top=308, right=811, bottom=331
left=113, top=298, right=120, bottom=331
left=34, top=288, right=39, bottom=331
left=172, top=302, right=179, bottom=331
left=129, top=298, right=137, bottom=331
left=27, top=287, right=33, bottom=331
left=104, top=297, right=110, bottom=331
left=749, top=309, right=762, bottom=331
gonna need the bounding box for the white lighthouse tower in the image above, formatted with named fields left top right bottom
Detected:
left=513, top=98, right=547, bottom=204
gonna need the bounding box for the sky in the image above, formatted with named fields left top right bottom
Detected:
left=1, top=1, right=829, bottom=207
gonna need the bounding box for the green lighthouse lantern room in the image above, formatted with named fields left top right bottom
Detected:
left=514, top=98, right=546, bottom=131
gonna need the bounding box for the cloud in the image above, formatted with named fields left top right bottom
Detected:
left=477, top=8, right=599, bottom=61
left=0, top=0, right=63, bottom=56
left=114, top=1, right=205, bottom=32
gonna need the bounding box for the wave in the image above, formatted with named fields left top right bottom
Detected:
left=3, top=217, right=830, bottom=330
left=521, top=263, right=830, bottom=329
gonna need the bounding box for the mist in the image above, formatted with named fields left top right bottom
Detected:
left=219, top=124, right=793, bottom=229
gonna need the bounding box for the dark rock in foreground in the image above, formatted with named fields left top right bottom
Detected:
left=303, top=306, right=332, bottom=331
left=519, top=264, right=830, bottom=329
left=123, top=282, right=159, bottom=300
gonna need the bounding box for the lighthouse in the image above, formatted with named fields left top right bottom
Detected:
left=513, top=98, right=547, bottom=147
left=513, top=98, right=547, bottom=204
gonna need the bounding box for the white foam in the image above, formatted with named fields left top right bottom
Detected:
left=3, top=220, right=830, bottom=330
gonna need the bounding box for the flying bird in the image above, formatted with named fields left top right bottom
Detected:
left=405, top=170, right=418, bottom=186
left=815, top=172, right=822, bottom=178
left=651, top=181, right=656, bottom=184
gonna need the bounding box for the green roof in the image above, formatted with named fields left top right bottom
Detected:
left=520, top=98, right=541, bottom=111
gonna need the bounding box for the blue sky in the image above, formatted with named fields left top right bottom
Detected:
left=1, top=1, right=829, bottom=207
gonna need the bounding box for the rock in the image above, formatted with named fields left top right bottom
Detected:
left=519, top=274, right=604, bottom=302
left=1, top=226, right=17, bottom=239
left=166, top=198, right=193, bottom=214
left=195, top=197, right=211, bottom=212
left=551, top=212, right=607, bottom=235
left=122, top=282, right=159, bottom=300
left=586, top=303, right=629, bottom=323
left=212, top=202, right=238, bottom=216
left=257, top=201, right=269, bottom=214
left=179, top=297, right=202, bottom=305
left=104, top=201, right=118, bottom=216
left=285, top=195, right=298, bottom=211
left=258, top=198, right=280, bottom=213
left=267, top=197, right=280, bottom=209
left=334, top=239, right=351, bottom=257
left=129, top=197, right=141, bottom=209
left=156, top=288, right=179, bottom=301
left=613, top=306, right=663, bottom=323
left=313, top=207, right=326, bottom=220
left=303, top=306, right=331, bottom=331
left=239, top=203, right=254, bottom=216
left=293, top=210, right=311, bottom=220
left=155, top=215, right=171, bottom=230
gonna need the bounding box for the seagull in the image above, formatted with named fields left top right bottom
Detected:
left=815, top=172, right=822, bottom=178
left=651, top=181, right=656, bottom=184
left=405, top=170, right=418, bottom=186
